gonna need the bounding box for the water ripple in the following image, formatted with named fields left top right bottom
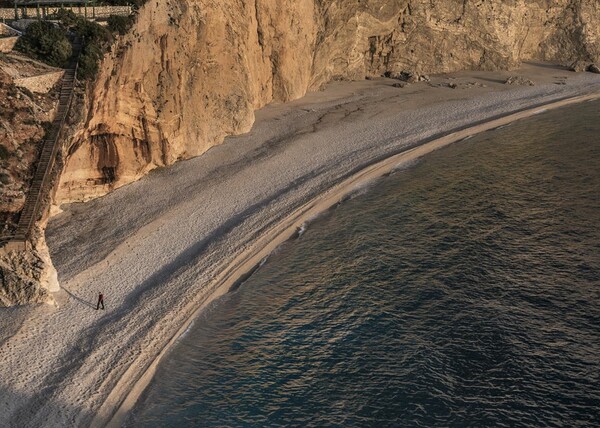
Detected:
left=130, top=101, right=600, bottom=427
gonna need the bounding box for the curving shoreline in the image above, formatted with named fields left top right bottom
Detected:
left=106, top=91, right=600, bottom=427
left=2, top=64, right=600, bottom=428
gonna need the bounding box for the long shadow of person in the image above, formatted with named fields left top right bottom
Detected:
left=61, top=287, right=96, bottom=310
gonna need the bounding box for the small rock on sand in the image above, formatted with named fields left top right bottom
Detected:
left=569, top=60, right=589, bottom=72
left=505, top=76, right=534, bottom=86
left=384, top=70, right=427, bottom=83
left=588, top=64, right=600, bottom=74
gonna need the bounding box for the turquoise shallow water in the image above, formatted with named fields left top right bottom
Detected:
left=129, top=100, right=600, bottom=427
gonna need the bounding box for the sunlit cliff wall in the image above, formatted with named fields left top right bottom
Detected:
left=56, top=0, right=600, bottom=202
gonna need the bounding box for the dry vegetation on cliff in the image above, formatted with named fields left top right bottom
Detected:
left=0, top=62, right=62, bottom=306
left=0, top=66, right=58, bottom=235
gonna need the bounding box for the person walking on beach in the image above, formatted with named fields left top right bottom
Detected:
left=96, top=292, right=105, bottom=310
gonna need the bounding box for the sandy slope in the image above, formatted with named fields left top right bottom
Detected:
left=1, top=64, right=600, bottom=427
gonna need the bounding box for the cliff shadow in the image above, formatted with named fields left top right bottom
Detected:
left=521, top=61, right=571, bottom=70
left=476, top=77, right=507, bottom=84
left=0, top=384, right=93, bottom=427
left=0, top=305, right=30, bottom=347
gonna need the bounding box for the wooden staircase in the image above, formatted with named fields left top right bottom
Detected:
left=1, top=43, right=80, bottom=252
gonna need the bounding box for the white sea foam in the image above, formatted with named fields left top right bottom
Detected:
left=297, top=222, right=308, bottom=237
left=258, top=255, right=269, bottom=268
left=391, top=158, right=421, bottom=174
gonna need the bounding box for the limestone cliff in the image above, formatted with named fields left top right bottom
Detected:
left=0, top=229, right=57, bottom=307
left=56, top=0, right=600, bottom=202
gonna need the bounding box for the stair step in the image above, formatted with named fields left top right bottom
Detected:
left=14, top=53, right=79, bottom=240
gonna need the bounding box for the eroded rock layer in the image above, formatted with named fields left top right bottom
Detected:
left=57, top=0, right=600, bottom=202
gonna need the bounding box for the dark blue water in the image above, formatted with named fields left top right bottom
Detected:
left=129, top=100, right=600, bottom=427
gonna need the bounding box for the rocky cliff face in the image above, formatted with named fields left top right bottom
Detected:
left=0, top=233, right=56, bottom=307
left=56, top=0, right=600, bottom=202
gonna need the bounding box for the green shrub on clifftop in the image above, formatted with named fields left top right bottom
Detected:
left=75, top=19, right=112, bottom=79
left=107, top=14, right=135, bottom=35
left=15, top=21, right=72, bottom=68
left=55, top=12, right=112, bottom=80
left=15, top=6, right=139, bottom=80
left=55, top=8, right=79, bottom=27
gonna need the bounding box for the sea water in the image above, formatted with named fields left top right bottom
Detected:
left=128, top=100, right=600, bottom=427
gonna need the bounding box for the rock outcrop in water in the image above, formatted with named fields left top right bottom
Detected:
left=56, top=0, right=600, bottom=203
